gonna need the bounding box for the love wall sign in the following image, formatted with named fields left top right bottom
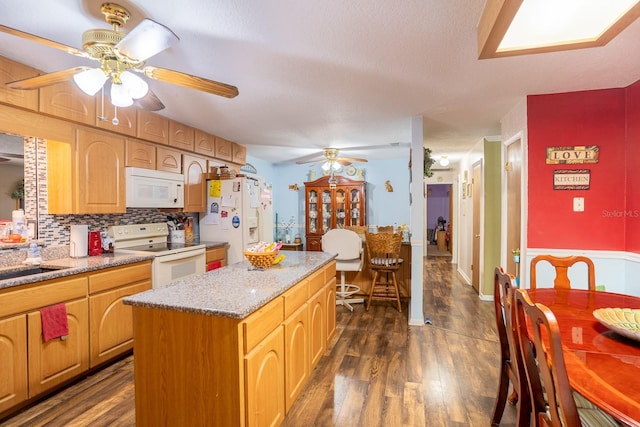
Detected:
left=546, top=146, right=599, bottom=164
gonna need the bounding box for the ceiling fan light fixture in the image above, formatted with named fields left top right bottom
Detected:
left=321, top=161, right=332, bottom=171
left=439, top=156, right=450, bottom=167
left=73, top=67, right=108, bottom=96
left=110, top=81, right=134, bottom=107
left=120, top=70, right=149, bottom=99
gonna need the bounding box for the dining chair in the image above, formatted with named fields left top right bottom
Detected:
left=513, top=289, right=621, bottom=427
left=492, top=267, right=530, bottom=427
left=530, top=255, right=596, bottom=290
left=321, top=228, right=364, bottom=311
left=364, top=231, right=403, bottom=312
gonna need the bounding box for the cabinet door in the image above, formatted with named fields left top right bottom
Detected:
left=125, top=138, right=156, bottom=169
left=348, top=186, right=365, bottom=226
left=194, top=129, right=215, bottom=157
left=96, top=101, right=136, bottom=136
left=335, top=188, right=347, bottom=229
left=169, top=120, right=195, bottom=151
left=0, top=56, right=39, bottom=110
left=27, top=298, right=89, bottom=398
left=244, top=325, right=285, bottom=427
left=183, top=154, right=207, bottom=212
left=0, top=314, right=27, bottom=414
left=89, top=281, right=150, bottom=368
left=156, top=146, right=182, bottom=173
left=232, top=143, right=246, bottom=165
left=136, top=110, right=168, bottom=144
left=214, top=136, right=233, bottom=161
left=283, top=303, right=309, bottom=412
left=321, top=189, right=333, bottom=234
left=39, top=81, right=96, bottom=125
left=77, top=129, right=126, bottom=213
left=325, top=277, right=336, bottom=343
left=308, top=288, right=325, bottom=370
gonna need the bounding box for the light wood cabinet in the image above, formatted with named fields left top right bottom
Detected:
left=232, top=142, right=246, bottom=165
left=27, top=297, right=89, bottom=397
left=88, top=262, right=152, bottom=367
left=156, top=146, right=182, bottom=173
left=308, top=287, right=326, bottom=370
left=95, top=100, right=136, bottom=136
left=325, top=276, right=337, bottom=342
left=214, top=136, right=233, bottom=161
left=47, top=129, right=126, bottom=214
left=304, top=175, right=366, bottom=251
left=244, top=325, right=285, bottom=427
left=125, top=138, right=156, bottom=169
left=205, top=246, right=228, bottom=270
left=283, top=302, right=309, bottom=412
left=183, top=154, right=207, bottom=212
left=169, top=120, right=195, bottom=151
left=39, top=81, right=96, bottom=126
left=136, top=110, right=168, bottom=144
left=0, top=56, right=39, bottom=111
left=0, top=314, right=27, bottom=415
left=194, top=129, right=215, bottom=157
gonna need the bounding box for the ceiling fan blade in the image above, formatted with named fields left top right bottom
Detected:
left=336, top=159, right=352, bottom=166
left=0, top=25, right=90, bottom=59
left=295, top=156, right=325, bottom=165
left=133, top=89, right=165, bottom=111
left=6, top=66, right=91, bottom=90
left=141, top=66, right=239, bottom=98
left=115, top=19, right=179, bottom=61
left=338, top=156, right=368, bottom=163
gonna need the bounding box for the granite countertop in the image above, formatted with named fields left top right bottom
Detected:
left=124, top=251, right=335, bottom=320
left=0, top=253, right=155, bottom=291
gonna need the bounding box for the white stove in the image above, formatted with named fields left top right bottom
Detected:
left=109, top=223, right=206, bottom=288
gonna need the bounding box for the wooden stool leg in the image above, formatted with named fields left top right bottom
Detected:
left=366, top=270, right=378, bottom=311
left=391, top=272, right=401, bottom=312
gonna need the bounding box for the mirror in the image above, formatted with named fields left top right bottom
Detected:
left=0, top=132, right=25, bottom=221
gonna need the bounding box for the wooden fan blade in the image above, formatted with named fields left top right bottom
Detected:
left=336, top=159, right=352, bottom=166
left=142, top=66, right=239, bottom=98
left=0, top=25, right=90, bottom=58
left=133, top=89, right=165, bottom=111
left=295, top=156, right=325, bottom=165
left=339, top=157, right=368, bottom=163
left=116, top=19, right=179, bottom=62
left=7, top=66, right=91, bottom=90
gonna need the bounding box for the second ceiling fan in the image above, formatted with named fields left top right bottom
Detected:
left=1, top=2, right=238, bottom=111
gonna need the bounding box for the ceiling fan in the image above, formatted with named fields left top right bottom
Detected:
left=0, top=2, right=238, bottom=111
left=296, top=148, right=368, bottom=170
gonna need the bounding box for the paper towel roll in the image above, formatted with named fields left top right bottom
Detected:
left=70, top=225, right=88, bottom=258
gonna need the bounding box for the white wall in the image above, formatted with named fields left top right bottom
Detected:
left=0, top=163, right=22, bottom=220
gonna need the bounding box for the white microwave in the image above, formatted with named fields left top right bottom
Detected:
left=125, top=167, right=185, bottom=208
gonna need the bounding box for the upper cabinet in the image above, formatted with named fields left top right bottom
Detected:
left=169, top=120, right=195, bottom=151
left=156, top=146, right=182, bottom=174
left=233, top=143, right=246, bottom=165
left=182, top=154, right=207, bottom=212
left=194, top=129, right=215, bottom=157
left=125, top=138, right=156, bottom=170
left=95, top=98, right=137, bottom=137
left=214, top=136, right=233, bottom=162
left=39, top=81, right=96, bottom=126
left=0, top=56, right=39, bottom=111
left=48, top=128, right=126, bottom=214
left=136, top=110, right=168, bottom=145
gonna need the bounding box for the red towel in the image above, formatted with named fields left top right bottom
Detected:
left=40, top=303, right=69, bottom=342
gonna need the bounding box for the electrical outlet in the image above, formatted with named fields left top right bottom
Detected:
left=573, top=197, right=584, bottom=212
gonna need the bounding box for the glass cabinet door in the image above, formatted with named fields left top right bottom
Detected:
left=321, top=189, right=332, bottom=233
left=349, top=188, right=361, bottom=226
left=308, top=190, right=318, bottom=233
left=335, top=188, right=346, bottom=229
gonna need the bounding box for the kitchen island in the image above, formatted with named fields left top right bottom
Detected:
left=124, top=251, right=337, bottom=427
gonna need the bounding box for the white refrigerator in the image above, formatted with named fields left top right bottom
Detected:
left=200, top=176, right=273, bottom=265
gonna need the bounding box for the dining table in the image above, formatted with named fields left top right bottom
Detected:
left=528, top=288, right=640, bottom=427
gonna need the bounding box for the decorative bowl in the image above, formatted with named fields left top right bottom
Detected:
left=593, top=308, right=640, bottom=341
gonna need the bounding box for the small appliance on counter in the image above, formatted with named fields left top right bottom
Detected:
left=88, top=230, right=102, bottom=256
left=70, top=224, right=89, bottom=258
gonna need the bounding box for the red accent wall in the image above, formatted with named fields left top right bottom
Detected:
left=626, top=80, right=640, bottom=252
left=527, top=88, right=627, bottom=250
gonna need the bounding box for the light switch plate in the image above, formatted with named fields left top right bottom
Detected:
left=573, top=197, right=584, bottom=212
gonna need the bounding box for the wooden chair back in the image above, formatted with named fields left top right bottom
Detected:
left=376, top=225, right=394, bottom=233
left=514, top=289, right=580, bottom=427
left=364, top=231, right=402, bottom=272
left=530, top=255, right=596, bottom=290
left=492, top=267, right=530, bottom=426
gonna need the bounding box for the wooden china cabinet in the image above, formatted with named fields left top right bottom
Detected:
left=304, top=175, right=366, bottom=251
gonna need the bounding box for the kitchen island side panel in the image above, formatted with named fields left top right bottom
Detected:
left=132, top=307, right=244, bottom=427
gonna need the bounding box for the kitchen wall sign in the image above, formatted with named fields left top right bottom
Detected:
left=546, top=145, right=599, bottom=164
left=553, top=169, right=591, bottom=190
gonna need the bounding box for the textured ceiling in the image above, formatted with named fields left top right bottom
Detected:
left=1, top=0, right=639, bottom=167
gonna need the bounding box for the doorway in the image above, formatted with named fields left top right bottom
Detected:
left=504, top=136, right=523, bottom=282
left=471, top=161, right=482, bottom=293
left=426, top=184, right=452, bottom=256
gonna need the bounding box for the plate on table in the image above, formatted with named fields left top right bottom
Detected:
left=593, top=308, right=640, bottom=341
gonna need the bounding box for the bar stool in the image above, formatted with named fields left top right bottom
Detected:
left=364, top=231, right=403, bottom=312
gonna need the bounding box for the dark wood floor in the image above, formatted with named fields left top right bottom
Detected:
left=1, top=256, right=517, bottom=426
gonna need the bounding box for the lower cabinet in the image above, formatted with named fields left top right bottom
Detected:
left=0, top=314, right=27, bottom=414
left=27, top=298, right=89, bottom=397
left=283, top=303, right=309, bottom=412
